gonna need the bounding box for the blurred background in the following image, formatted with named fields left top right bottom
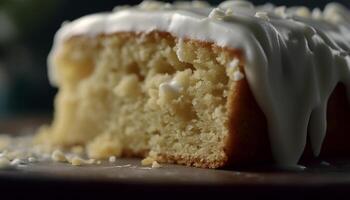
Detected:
left=0, top=0, right=348, bottom=118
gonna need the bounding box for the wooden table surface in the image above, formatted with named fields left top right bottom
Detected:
left=0, top=116, right=350, bottom=198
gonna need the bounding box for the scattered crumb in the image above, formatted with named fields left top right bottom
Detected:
left=114, top=164, right=131, bottom=168
left=321, top=161, right=331, bottom=166
left=0, top=157, right=11, bottom=169
left=51, top=150, right=67, bottom=162
left=70, top=156, right=85, bottom=166
left=151, top=161, right=161, bottom=168
left=139, top=167, right=153, bottom=170
left=109, top=156, right=116, bottom=163
left=298, top=165, right=307, bottom=171
left=10, top=158, right=23, bottom=166
left=86, top=159, right=96, bottom=164
left=28, top=157, right=37, bottom=163
left=141, top=157, right=155, bottom=166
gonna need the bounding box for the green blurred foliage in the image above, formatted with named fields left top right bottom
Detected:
left=0, top=0, right=62, bottom=39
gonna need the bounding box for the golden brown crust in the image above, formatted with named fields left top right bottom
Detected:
left=225, top=78, right=350, bottom=166
left=225, top=77, right=272, bottom=166
left=155, top=153, right=227, bottom=169
left=122, top=148, right=149, bottom=158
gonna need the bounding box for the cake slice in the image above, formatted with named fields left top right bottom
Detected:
left=36, top=1, right=350, bottom=168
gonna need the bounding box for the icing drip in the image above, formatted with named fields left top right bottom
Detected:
left=48, top=0, right=350, bottom=167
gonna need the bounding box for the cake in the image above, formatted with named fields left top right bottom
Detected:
left=36, top=0, right=350, bottom=168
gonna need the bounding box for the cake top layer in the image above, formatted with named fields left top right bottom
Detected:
left=49, top=0, right=350, bottom=167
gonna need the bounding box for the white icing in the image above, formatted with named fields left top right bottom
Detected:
left=228, top=58, right=239, bottom=69
left=48, top=1, right=350, bottom=167
left=225, top=8, right=233, bottom=16
left=293, top=7, right=311, bottom=18
left=274, top=6, right=288, bottom=18
left=233, top=70, right=244, bottom=81
left=138, top=0, right=172, bottom=11
left=169, top=80, right=182, bottom=91
left=219, top=0, right=254, bottom=10
left=208, top=8, right=226, bottom=20
left=254, top=11, right=270, bottom=21
left=324, top=3, right=350, bottom=23
left=159, top=79, right=182, bottom=98
left=175, top=38, right=186, bottom=62
left=312, top=8, right=323, bottom=20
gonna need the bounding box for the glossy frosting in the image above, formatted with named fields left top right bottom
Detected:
left=48, top=0, right=350, bottom=166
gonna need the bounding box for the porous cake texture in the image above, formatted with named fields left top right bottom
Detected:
left=37, top=1, right=350, bottom=168
left=37, top=32, right=250, bottom=168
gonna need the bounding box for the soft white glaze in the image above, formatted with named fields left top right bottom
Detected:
left=48, top=0, right=350, bottom=167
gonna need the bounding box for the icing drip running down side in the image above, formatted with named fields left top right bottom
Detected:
left=48, top=0, right=350, bottom=167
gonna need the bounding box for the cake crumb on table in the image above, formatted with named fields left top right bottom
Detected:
left=70, top=156, right=85, bottom=166
left=141, top=157, right=155, bottom=166
left=87, top=158, right=96, bottom=164
left=10, top=158, right=23, bottom=166
left=51, top=150, right=67, bottom=162
left=151, top=161, right=161, bottom=168
left=28, top=157, right=37, bottom=163
left=115, top=164, right=132, bottom=168
left=109, top=156, right=116, bottom=163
